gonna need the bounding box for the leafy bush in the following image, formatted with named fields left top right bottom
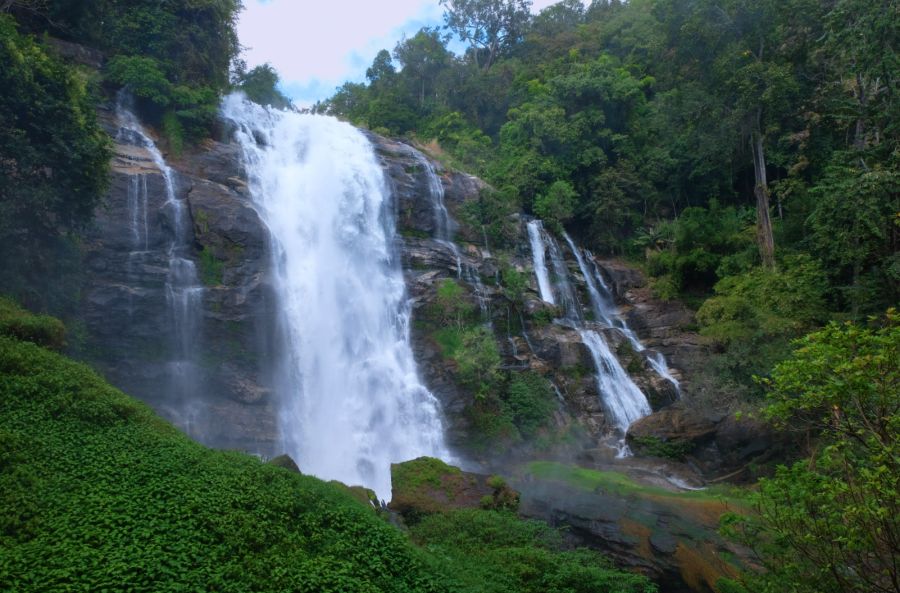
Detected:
left=106, top=55, right=172, bottom=106
left=533, top=179, right=577, bottom=232
left=234, top=63, right=292, bottom=110
left=645, top=202, right=757, bottom=296
left=433, top=279, right=474, bottom=328
left=722, top=312, right=899, bottom=593
left=0, top=337, right=445, bottom=592
left=696, top=254, right=829, bottom=386
left=454, top=326, right=502, bottom=398
left=0, top=298, right=66, bottom=351
left=505, top=372, right=555, bottom=437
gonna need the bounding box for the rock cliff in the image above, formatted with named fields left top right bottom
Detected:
left=79, top=107, right=743, bottom=469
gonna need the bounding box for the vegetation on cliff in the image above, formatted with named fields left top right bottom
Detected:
left=0, top=14, right=111, bottom=313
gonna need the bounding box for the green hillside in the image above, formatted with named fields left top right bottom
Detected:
left=0, top=301, right=652, bottom=593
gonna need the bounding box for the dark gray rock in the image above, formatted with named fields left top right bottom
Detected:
left=80, top=121, right=280, bottom=456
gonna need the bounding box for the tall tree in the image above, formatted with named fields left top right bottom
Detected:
left=440, top=0, right=532, bottom=69
left=393, top=28, right=451, bottom=109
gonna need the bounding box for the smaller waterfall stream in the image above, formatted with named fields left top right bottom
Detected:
left=415, top=150, right=490, bottom=317
left=116, top=96, right=204, bottom=432
left=527, top=220, right=555, bottom=305
left=527, top=219, right=654, bottom=450
left=563, top=233, right=681, bottom=395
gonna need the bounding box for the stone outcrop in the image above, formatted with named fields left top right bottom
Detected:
left=389, top=457, right=519, bottom=520
left=516, top=464, right=749, bottom=593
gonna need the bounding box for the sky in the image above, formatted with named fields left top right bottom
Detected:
left=237, top=0, right=572, bottom=107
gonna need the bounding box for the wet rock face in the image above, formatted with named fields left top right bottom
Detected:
left=80, top=110, right=279, bottom=456
left=82, top=119, right=728, bottom=477
left=517, top=470, right=747, bottom=593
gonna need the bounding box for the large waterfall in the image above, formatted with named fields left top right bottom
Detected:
left=222, top=96, right=447, bottom=498
left=116, top=96, right=204, bottom=433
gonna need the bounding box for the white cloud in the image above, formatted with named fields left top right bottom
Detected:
left=237, top=0, right=583, bottom=105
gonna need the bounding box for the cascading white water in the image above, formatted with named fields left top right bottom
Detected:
left=563, top=232, right=681, bottom=394
left=527, top=220, right=556, bottom=305
left=126, top=174, right=150, bottom=253
left=222, top=95, right=447, bottom=499
left=415, top=152, right=462, bottom=276
left=116, top=96, right=203, bottom=429
left=528, top=219, right=652, bottom=448
left=578, top=330, right=651, bottom=433
left=415, top=150, right=491, bottom=317
left=544, top=229, right=582, bottom=322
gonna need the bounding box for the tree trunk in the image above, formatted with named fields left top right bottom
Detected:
left=751, top=109, right=776, bottom=268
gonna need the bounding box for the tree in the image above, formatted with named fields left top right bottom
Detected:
left=235, top=64, right=292, bottom=110
left=366, top=49, right=396, bottom=86
left=722, top=312, right=900, bottom=593
left=440, top=0, right=532, bottom=69
left=393, top=28, right=451, bottom=109
left=0, top=15, right=110, bottom=310
left=534, top=180, right=577, bottom=232
left=531, top=0, right=584, bottom=37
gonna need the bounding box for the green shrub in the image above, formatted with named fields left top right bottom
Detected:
left=534, top=180, right=577, bottom=232
left=696, top=254, right=829, bottom=386
left=0, top=337, right=442, bottom=592
left=434, top=279, right=474, bottom=328
left=198, top=249, right=224, bottom=287
left=106, top=55, right=172, bottom=107
left=629, top=436, right=694, bottom=460
left=454, top=326, right=502, bottom=398
left=505, top=372, right=555, bottom=437
left=0, top=298, right=65, bottom=350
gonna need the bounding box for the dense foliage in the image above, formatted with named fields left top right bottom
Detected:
left=0, top=14, right=110, bottom=313
left=321, top=0, right=898, bottom=396
left=721, top=312, right=899, bottom=593
left=427, top=279, right=562, bottom=450
left=9, top=0, right=242, bottom=140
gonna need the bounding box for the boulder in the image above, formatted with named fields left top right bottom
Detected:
left=388, top=457, right=519, bottom=520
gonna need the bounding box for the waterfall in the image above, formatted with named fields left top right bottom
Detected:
left=115, top=95, right=204, bottom=432
left=563, top=233, right=681, bottom=395
left=578, top=330, right=651, bottom=433
left=222, top=95, right=447, bottom=499
left=527, top=220, right=555, bottom=305
left=544, top=229, right=582, bottom=322
left=415, top=152, right=462, bottom=276
left=415, top=150, right=491, bottom=317
left=527, top=219, right=652, bottom=447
